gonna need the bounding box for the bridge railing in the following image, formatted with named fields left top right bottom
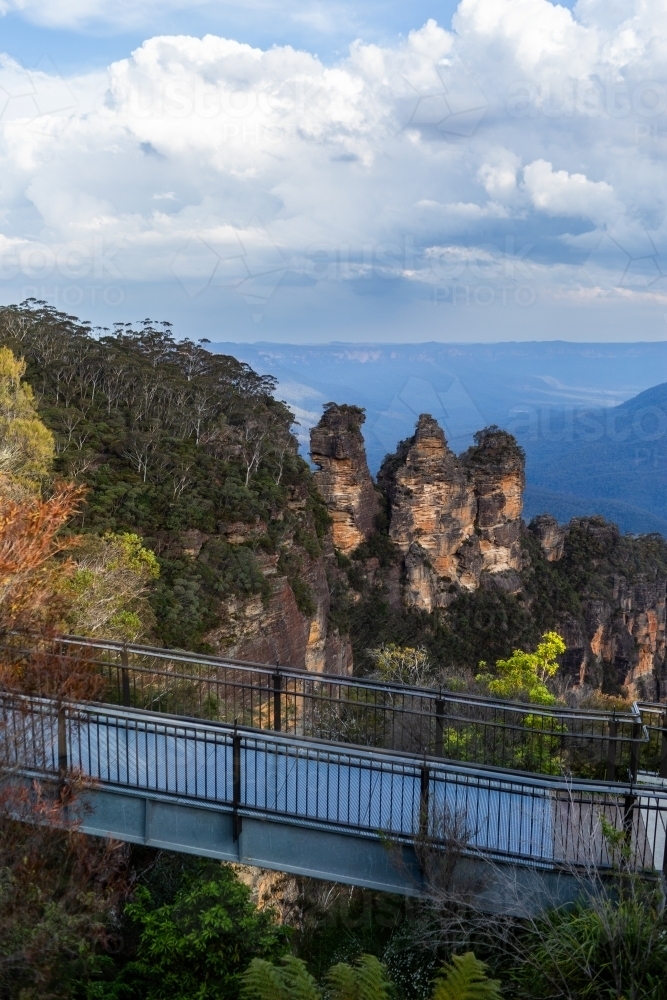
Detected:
left=2, top=692, right=666, bottom=875
left=0, top=633, right=656, bottom=781
left=636, top=702, right=667, bottom=779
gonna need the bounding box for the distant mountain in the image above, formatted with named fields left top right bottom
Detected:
left=523, top=487, right=667, bottom=537
left=520, top=382, right=667, bottom=535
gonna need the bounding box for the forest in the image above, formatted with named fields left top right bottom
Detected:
left=0, top=300, right=328, bottom=650
left=0, top=300, right=666, bottom=999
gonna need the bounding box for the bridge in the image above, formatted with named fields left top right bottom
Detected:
left=2, top=635, right=667, bottom=915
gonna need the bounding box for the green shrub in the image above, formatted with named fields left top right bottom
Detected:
left=512, top=886, right=667, bottom=999
left=86, top=863, right=289, bottom=1000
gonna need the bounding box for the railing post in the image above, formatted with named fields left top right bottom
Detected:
left=659, top=710, right=667, bottom=780
left=623, top=787, right=636, bottom=844
left=623, top=708, right=642, bottom=848
left=630, top=713, right=641, bottom=783
left=232, top=726, right=242, bottom=842
left=606, top=715, right=617, bottom=782
left=121, top=644, right=131, bottom=707
left=434, top=697, right=445, bottom=757
left=57, top=706, right=67, bottom=773
left=273, top=670, right=282, bottom=733
left=419, top=764, right=430, bottom=840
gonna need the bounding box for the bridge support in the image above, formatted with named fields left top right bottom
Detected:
left=75, top=785, right=589, bottom=917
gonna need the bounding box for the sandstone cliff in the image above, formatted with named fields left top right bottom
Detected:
left=463, top=425, right=525, bottom=578
left=162, top=489, right=352, bottom=675
left=529, top=514, right=566, bottom=562
left=307, top=406, right=667, bottom=700
left=378, top=417, right=524, bottom=611
left=380, top=415, right=478, bottom=609
left=529, top=516, right=667, bottom=700
left=310, top=404, right=380, bottom=556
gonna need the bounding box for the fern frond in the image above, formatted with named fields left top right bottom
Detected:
left=281, top=956, right=323, bottom=1000
left=242, top=956, right=321, bottom=1000
left=354, top=954, right=392, bottom=1000
left=241, top=958, right=290, bottom=1000
left=431, top=952, right=502, bottom=1000
left=325, top=961, right=358, bottom=1000
left=325, top=954, right=392, bottom=1000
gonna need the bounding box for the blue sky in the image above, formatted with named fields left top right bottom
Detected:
left=1, top=0, right=666, bottom=344
left=0, top=2, right=525, bottom=69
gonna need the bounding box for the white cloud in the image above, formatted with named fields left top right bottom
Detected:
left=0, top=0, right=666, bottom=331
left=522, top=159, right=620, bottom=224
left=477, top=147, right=520, bottom=198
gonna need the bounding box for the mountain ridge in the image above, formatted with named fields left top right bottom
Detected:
left=521, top=381, right=667, bottom=532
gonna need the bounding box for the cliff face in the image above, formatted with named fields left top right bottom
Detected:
left=529, top=517, right=667, bottom=700
left=164, top=491, right=352, bottom=675
left=205, top=558, right=343, bottom=672
left=529, top=514, right=566, bottom=562
left=379, top=417, right=524, bottom=611
left=310, top=404, right=380, bottom=556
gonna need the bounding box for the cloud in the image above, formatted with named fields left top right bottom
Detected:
left=0, top=0, right=666, bottom=334
left=477, top=147, right=520, bottom=199
left=522, top=159, right=620, bottom=224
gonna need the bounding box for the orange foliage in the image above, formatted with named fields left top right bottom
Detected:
left=0, top=480, right=85, bottom=632
left=0, top=475, right=115, bottom=700
left=0, top=481, right=131, bottom=994
left=0, top=645, right=106, bottom=704
left=0, top=480, right=107, bottom=700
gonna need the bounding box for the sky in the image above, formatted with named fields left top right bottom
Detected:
left=1, top=0, right=667, bottom=344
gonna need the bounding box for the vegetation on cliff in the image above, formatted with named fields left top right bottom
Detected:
left=0, top=302, right=327, bottom=651
left=5, top=299, right=664, bottom=695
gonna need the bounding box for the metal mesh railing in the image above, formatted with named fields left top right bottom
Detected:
left=0, top=633, right=661, bottom=781
left=2, top=692, right=666, bottom=874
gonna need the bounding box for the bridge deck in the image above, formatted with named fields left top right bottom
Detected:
left=4, top=694, right=666, bottom=884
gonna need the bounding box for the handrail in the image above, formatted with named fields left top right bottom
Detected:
left=9, top=631, right=667, bottom=722
left=3, top=691, right=664, bottom=793
left=0, top=631, right=656, bottom=780
left=43, top=632, right=646, bottom=721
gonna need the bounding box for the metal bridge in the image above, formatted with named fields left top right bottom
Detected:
left=2, top=635, right=667, bottom=914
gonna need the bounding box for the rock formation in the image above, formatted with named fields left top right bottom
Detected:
left=464, top=425, right=525, bottom=577
left=310, top=404, right=380, bottom=556
left=378, top=417, right=525, bottom=611
left=381, top=415, right=479, bottom=609
left=529, top=514, right=566, bottom=562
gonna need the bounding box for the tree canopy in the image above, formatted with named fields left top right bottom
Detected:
left=476, top=631, right=565, bottom=705
left=0, top=301, right=322, bottom=650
